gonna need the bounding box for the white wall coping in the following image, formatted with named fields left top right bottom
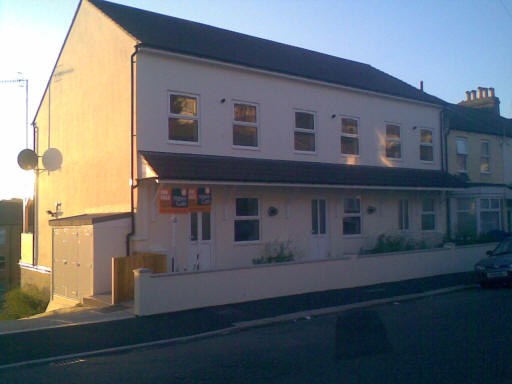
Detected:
left=147, top=242, right=496, bottom=279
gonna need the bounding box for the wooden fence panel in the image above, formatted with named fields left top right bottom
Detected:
left=112, top=252, right=166, bottom=304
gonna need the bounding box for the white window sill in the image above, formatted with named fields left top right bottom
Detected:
left=234, top=240, right=262, bottom=246
left=340, top=153, right=360, bottom=158
left=232, top=145, right=260, bottom=151
left=294, top=150, right=317, bottom=156
left=167, top=140, right=200, bottom=146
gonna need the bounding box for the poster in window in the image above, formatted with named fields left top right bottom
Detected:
left=159, top=187, right=211, bottom=214
left=189, top=187, right=211, bottom=212
left=159, top=187, right=189, bottom=214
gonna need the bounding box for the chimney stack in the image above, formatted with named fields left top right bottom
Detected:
left=420, top=80, right=423, bottom=91
left=458, top=86, right=500, bottom=115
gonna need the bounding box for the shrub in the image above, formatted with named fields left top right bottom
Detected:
left=454, top=230, right=509, bottom=245
left=0, top=285, right=49, bottom=320
left=364, top=234, right=428, bottom=254
left=253, top=240, right=295, bottom=265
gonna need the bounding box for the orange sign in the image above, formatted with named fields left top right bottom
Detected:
left=159, top=187, right=211, bottom=214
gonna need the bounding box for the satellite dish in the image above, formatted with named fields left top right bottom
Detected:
left=17, top=149, right=38, bottom=170
left=42, top=148, right=63, bottom=171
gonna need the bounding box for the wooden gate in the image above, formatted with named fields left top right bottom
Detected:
left=112, top=252, right=167, bottom=304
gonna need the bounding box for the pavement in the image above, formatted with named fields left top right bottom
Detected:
left=0, top=272, right=478, bottom=368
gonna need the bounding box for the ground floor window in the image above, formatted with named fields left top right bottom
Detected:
left=398, top=199, right=409, bottom=230
left=421, top=198, right=436, bottom=231
left=343, top=197, right=361, bottom=235
left=234, top=198, right=260, bottom=242
left=479, top=198, right=501, bottom=233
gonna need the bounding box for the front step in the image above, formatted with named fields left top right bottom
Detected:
left=82, top=293, right=112, bottom=307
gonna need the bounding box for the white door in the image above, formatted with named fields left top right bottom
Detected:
left=311, top=199, right=328, bottom=259
left=188, top=211, right=212, bottom=271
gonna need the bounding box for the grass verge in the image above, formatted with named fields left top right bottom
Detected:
left=0, top=285, right=49, bottom=320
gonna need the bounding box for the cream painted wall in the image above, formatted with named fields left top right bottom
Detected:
left=134, top=183, right=446, bottom=271
left=136, top=51, right=442, bottom=170
left=33, top=1, right=137, bottom=269
left=134, top=243, right=494, bottom=316
left=93, top=218, right=131, bottom=295
left=446, top=131, right=504, bottom=184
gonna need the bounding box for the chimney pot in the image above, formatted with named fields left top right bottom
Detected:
left=489, top=87, right=495, bottom=97
left=465, top=91, right=471, bottom=101
left=478, top=87, right=483, bottom=99
left=471, top=90, right=477, bottom=100
left=483, top=88, right=489, bottom=98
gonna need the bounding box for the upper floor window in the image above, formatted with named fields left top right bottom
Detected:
left=421, top=198, right=436, bottom=231
left=234, top=197, right=260, bottom=242
left=343, top=197, right=361, bottom=235
left=341, top=117, right=359, bottom=155
left=398, top=199, right=409, bottom=230
left=169, top=93, right=199, bottom=143
left=233, top=103, right=258, bottom=147
left=456, top=137, right=468, bottom=172
left=480, top=140, right=490, bottom=173
left=420, top=129, right=433, bottom=162
left=385, top=124, right=401, bottom=159
left=294, top=111, right=315, bottom=152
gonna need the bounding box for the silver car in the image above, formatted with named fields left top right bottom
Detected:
left=474, top=236, right=512, bottom=288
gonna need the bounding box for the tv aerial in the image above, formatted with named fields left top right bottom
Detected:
left=17, top=147, right=63, bottom=172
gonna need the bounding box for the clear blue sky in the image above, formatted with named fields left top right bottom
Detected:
left=1, top=0, right=511, bottom=199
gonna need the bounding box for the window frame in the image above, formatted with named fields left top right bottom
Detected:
left=419, top=128, right=434, bottom=163
left=398, top=199, right=410, bottom=231
left=421, top=198, right=436, bottom=231
left=293, top=109, right=317, bottom=154
left=234, top=197, right=261, bottom=244
left=455, top=137, right=468, bottom=173
left=342, top=197, right=362, bottom=236
left=168, top=91, right=200, bottom=145
left=480, top=140, right=491, bottom=174
left=385, top=123, right=402, bottom=160
left=479, top=198, right=501, bottom=233
left=340, top=115, right=360, bottom=157
left=232, top=101, right=260, bottom=150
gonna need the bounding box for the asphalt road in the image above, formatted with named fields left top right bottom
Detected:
left=0, top=272, right=474, bottom=367
left=2, top=287, right=512, bottom=383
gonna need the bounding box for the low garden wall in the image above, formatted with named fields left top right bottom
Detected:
left=134, top=243, right=496, bottom=316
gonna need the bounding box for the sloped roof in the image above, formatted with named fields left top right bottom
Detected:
left=89, top=0, right=444, bottom=106
left=49, top=212, right=131, bottom=226
left=141, top=151, right=466, bottom=189
left=446, top=104, right=512, bottom=137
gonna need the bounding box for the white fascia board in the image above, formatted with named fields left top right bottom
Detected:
left=155, top=178, right=461, bottom=192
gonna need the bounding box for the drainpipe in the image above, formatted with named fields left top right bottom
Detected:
left=32, top=122, right=38, bottom=265
left=126, top=45, right=140, bottom=256
left=441, top=108, right=452, bottom=240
